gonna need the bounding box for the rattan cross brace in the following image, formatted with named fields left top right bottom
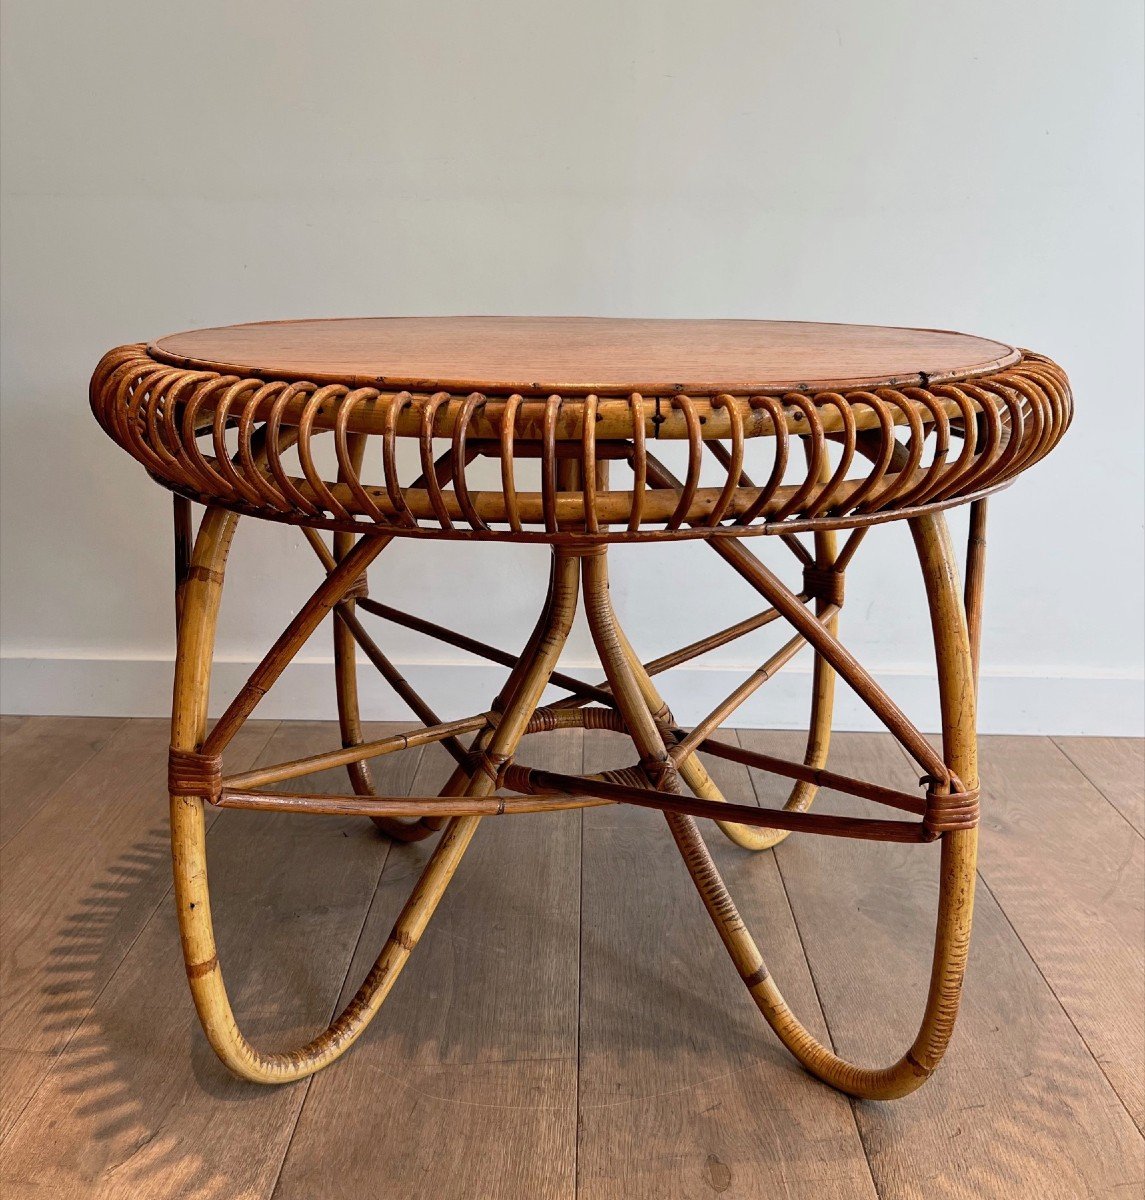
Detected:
left=89, top=319, right=1070, bottom=1102
left=159, top=493, right=979, bottom=1097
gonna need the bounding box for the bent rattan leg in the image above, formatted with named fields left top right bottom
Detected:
left=640, top=447, right=844, bottom=851
left=170, top=508, right=579, bottom=1083
left=581, top=515, right=977, bottom=1100
left=414, top=541, right=574, bottom=833
left=604, top=524, right=840, bottom=853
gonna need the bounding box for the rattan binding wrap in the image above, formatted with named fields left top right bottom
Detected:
left=92, top=321, right=1070, bottom=1101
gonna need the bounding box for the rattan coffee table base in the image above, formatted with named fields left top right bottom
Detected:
left=168, top=493, right=977, bottom=1101
left=86, top=316, right=1063, bottom=1101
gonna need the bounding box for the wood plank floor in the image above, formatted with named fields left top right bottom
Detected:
left=0, top=718, right=1141, bottom=1199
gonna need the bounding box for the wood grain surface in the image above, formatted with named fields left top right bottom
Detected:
left=0, top=721, right=419, bottom=1199
left=0, top=718, right=276, bottom=1146
left=0, top=715, right=125, bottom=848
left=274, top=730, right=583, bottom=1200
left=1054, top=736, right=1145, bottom=837
left=577, top=731, right=876, bottom=1199
left=150, top=317, right=1020, bottom=396
left=742, top=730, right=1144, bottom=1200
left=974, top=736, right=1144, bottom=1131
left=1, top=720, right=1141, bottom=1198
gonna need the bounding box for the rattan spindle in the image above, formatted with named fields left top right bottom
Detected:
left=90, top=316, right=1070, bottom=1097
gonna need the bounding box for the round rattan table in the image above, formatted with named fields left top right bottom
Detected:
left=91, top=316, right=1070, bottom=1097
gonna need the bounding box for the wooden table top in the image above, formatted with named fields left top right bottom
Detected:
left=150, top=316, right=1019, bottom=397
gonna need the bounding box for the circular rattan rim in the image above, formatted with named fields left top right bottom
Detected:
left=91, top=343, right=1071, bottom=542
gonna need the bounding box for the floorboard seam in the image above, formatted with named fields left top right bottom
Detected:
left=0, top=715, right=130, bottom=850
left=0, top=857, right=182, bottom=1148
left=747, top=730, right=893, bottom=1200
left=571, top=729, right=586, bottom=1198
left=0, top=1052, right=58, bottom=1148
left=1049, top=738, right=1144, bottom=840
left=973, top=871, right=1145, bottom=1139
left=0, top=734, right=277, bottom=1150
left=268, top=744, right=425, bottom=1200
left=888, top=736, right=1144, bottom=1137
left=773, top=837, right=883, bottom=1200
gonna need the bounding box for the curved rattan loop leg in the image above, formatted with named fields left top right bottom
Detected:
left=638, top=448, right=843, bottom=850
left=739, top=523, right=840, bottom=851
left=171, top=509, right=579, bottom=1083
left=582, top=517, right=977, bottom=1100
left=413, top=540, right=573, bottom=833
left=604, top=619, right=768, bottom=849
left=604, top=524, right=841, bottom=852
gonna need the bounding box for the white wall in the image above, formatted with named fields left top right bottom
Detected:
left=1, top=0, right=1142, bottom=734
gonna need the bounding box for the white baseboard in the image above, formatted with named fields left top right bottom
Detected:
left=1, top=654, right=1141, bottom=736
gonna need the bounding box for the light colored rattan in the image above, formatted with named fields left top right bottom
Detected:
left=89, top=318, right=1070, bottom=1101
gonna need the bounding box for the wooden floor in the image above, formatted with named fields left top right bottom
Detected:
left=0, top=716, right=1141, bottom=1199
